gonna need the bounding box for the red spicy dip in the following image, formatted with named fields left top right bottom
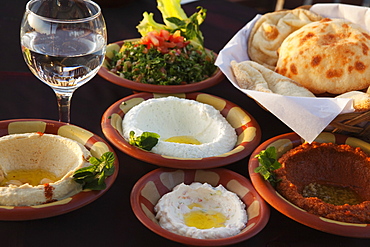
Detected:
left=274, top=142, right=370, bottom=224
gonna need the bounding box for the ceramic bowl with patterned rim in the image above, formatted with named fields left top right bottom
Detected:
left=130, top=168, right=270, bottom=246
left=101, top=92, right=261, bottom=169
left=249, top=132, right=370, bottom=238
left=98, top=40, right=224, bottom=93
left=0, top=119, right=119, bottom=221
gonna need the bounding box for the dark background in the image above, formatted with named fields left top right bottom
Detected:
left=0, top=0, right=261, bottom=73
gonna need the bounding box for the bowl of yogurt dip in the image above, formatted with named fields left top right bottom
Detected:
left=130, top=168, right=270, bottom=246
left=101, top=92, right=261, bottom=169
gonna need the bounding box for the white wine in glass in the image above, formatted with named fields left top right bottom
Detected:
left=20, top=0, right=107, bottom=123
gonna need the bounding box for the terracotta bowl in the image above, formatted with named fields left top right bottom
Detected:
left=0, top=119, right=119, bottom=221
left=130, top=168, right=270, bottom=246
left=101, top=92, right=261, bottom=169
left=248, top=132, right=370, bottom=238
left=98, top=40, right=225, bottom=93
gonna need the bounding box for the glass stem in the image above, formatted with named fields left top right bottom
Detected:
left=54, top=90, right=73, bottom=123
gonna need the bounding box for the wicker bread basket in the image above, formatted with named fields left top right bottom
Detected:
left=276, top=4, right=370, bottom=143
left=219, top=4, right=370, bottom=143
left=327, top=110, right=370, bottom=142
left=253, top=99, right=370, bottom=142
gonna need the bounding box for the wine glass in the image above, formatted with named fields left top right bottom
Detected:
left=20, top=0, right=107, bottom=123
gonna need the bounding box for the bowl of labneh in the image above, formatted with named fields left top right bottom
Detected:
left=101, top=92, right=261, bottom=169
left=98, top=39, right=224, bottom=93
left=130, top=168, right=270, bottom=246
left=0, top=119, right=118, bottom=220
left=249, top=132, right=370, bottom=238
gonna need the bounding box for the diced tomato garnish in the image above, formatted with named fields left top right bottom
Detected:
left=159, top=29, right=170, bottom=40
left=140, top=30, right=189, bottom=54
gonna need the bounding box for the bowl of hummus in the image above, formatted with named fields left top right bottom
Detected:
left=101, top=92, right=261, bottom=169
left=130, top=168, right=270, bottom=246
left=249, top=131, right=370, bottom=238
left=0, top=119, right=119, bottom=220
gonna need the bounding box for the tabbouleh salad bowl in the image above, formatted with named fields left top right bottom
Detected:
left=130, top=167, right=270, bottom=246
left=248, top=132, right=370, bottom=238
left=98, top=40, right=224, bottom=93
left=101, top=92, right=261, bottom=169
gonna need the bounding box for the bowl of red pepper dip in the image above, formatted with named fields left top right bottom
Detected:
left=98, top=38, right=224, bottom=93
left=249, top=132, right=370, bottom=238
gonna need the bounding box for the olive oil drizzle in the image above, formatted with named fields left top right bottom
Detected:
left=303, top=182, right=363, bottom=206
left=0, top=169, right=58, bottom=187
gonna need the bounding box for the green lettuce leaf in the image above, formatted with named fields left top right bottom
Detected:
left=136, top=0, right=207, bottom=49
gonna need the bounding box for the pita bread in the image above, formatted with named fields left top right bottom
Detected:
left=276, top=18, right=370, bottom=95
left=231, top=60, right=315, bottom=97
left=336, top=91, right=370, bottom=112
left=248, top=8, right=322, bottom=70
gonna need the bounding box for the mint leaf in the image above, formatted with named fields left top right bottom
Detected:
left=166, top=17, right=186, bottom=27
left=73, top=152, right=115, bottom=190
left=83, top=179, right=106, bottom=190
left=129, top=131, right=160, bottom=151
left=254, top=165, right=272, bottom=181
left=254, top=146, right=282, bottom=187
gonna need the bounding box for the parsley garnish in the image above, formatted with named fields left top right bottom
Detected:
left=73, top=152, right=115, bottom=190
left=129, top=131, right=160, bottom=151
left=254, top=146, right=282, bottom=187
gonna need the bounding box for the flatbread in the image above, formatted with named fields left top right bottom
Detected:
left=276, top=18, right=370, bottom=95
left=248, top=8, right=322, bottom=70
left=336, top=91, right=370, bottom=112
left=231, top=60, right=315, bottom=97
